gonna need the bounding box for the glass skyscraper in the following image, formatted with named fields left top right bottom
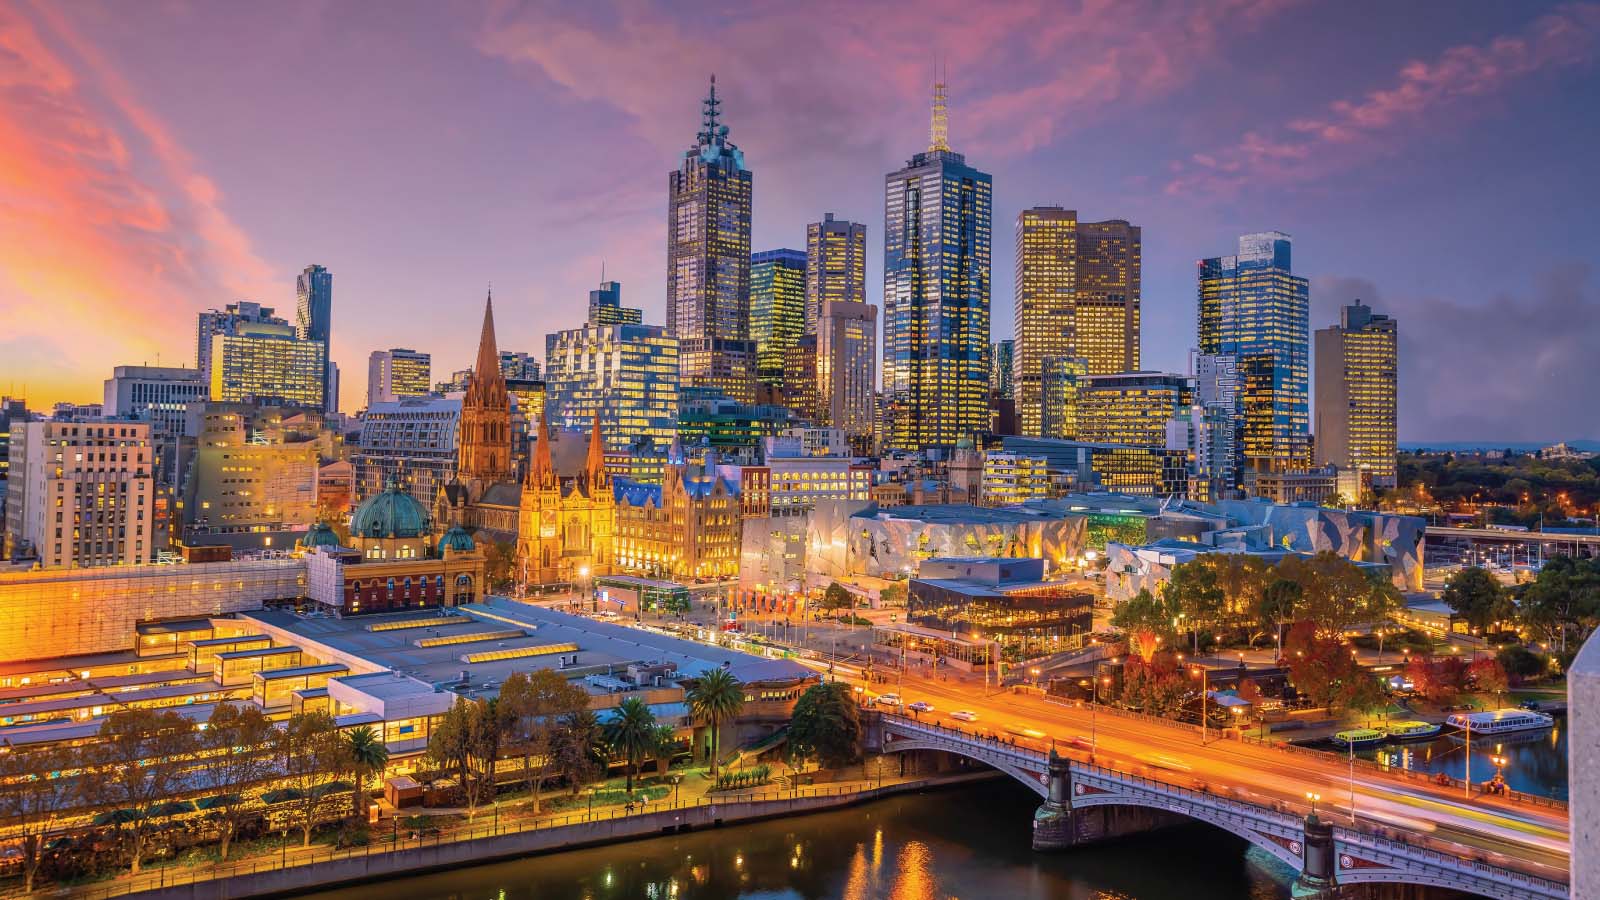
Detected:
left=883, top=79, right=992, bottom=451
left=667, top=76, right=756, bottom=404
left=749, top=249, right=807, bottom=387
left=588, top=280, right=643, bottom=326
left=544, top=323, right=680, bottom=455
left=296, top=264, right=335, bottom=412
left=805, top=213, right=866, bottom=334
left=990, top=339, right=1014, bottom=399
left=1198, top=232, right=1310, bottom=473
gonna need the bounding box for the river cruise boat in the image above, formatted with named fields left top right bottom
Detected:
left=1382, top=720, right=1442, bottom=741
left=1331, top=728, right=1386, bottom=747
left=1444, top=708, right=1554, bottom=735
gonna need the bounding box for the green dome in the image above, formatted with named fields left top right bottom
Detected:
left=350, top=479, right=432, bottom=540
left=438, top=525, right=476, bottom=555
left=300, top=522, right=342, bottom=550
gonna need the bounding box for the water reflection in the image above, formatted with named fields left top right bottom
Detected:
left=1359, top=721, right=1567, bottom=799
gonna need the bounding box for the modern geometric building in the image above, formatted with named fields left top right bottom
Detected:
left=1013, top=208, right=1141, bottom=436
left=750, top=249, right=807, bottom=388
left=1000, top=436, right=1189, bottom=497
left=805, top=213, right=867, bottom=334
left=990, top=339, right=1014, bottom=400
left=587, top=280, right=643, bottom=327
left=367, top=348, right=432, bottom=407
left=544, top=322, right=680, bottom=455
left=816, top=299, right=877, bottom=454
left=1077, top=372, right=1195, bottom=447
left=296, top=264, right=335, bottom=413
left=1198, top=232, right=1311, bottom=474
left=204, top=301, right=328, bottom=411
left=499, top=351, right=542, bottom=381
left=883, top=77, right=992, bottom=451
left=4, top=420, right=154, bottom=568
left=1315, top=299, right=1398, bottom=489
left=667, top=76, right=757, bottom=404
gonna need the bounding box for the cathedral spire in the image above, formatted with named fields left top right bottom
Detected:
left=528, top=414, right=554, bottom=490
left=458, top=291, right=511, bottom=482
left=585, top=410, right=608, bottom=488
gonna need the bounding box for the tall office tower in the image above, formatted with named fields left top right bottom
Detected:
left=499, top=351, right=541, bottom=381
left=816, top=300, right=877, bottom=454
left=990, top=339, right=1014, bottom=399
left=1198, top=232, right=1311, bottom=473
left=1076, top=372, right=1195, bottom=447
left=782, top=335, right=820, bottom=423
left=1040, top=356, right=1087, bottom=440
left=1013, top=208, right=1141, bottom=436
left=5, top=420, right=153, bottom=568
left=1191, top=352, right=1242, bottom=495
left=588, top=280, right=643, bottom=327
left=667, top=76, right=756, bottom=404
left=1315, top=299, right=1398, bottom=488
left=195, top=301, right=288, bottom=386
left=750, top=249, right=807, bottom=387
left=805, top=213, right=866, bottom=334
left=367, top=348, right=433, bottom=407
left=883, top=77, right=992, bottom=451
left=457, top=294, right=513, bottom=482
left=208, top=328, right=327, bottom=410
left=296, top=265, right=335, bottom=413
left=544, top=322, right=680, bottom=454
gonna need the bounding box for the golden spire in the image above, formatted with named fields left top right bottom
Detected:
left=929, top=59, right=950, bottom=153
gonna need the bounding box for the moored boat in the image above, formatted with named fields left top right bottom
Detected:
left=1332, top=727, right=1386, bottom=747
left=1382, top=720, right=1442, bottom=741
left=1444, top=708, right=1554, bottom=736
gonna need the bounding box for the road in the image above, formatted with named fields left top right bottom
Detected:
left=841, top=664, right=1569, bottom=882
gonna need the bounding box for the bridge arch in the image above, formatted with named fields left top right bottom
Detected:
left=875, top=735, right=1049, bottom=798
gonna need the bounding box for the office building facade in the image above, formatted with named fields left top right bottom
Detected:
left=196, top=301, right=288, bottom=387
left=1198, top=232, right=1311, bottom=473
left=816, top=300, right=877, bottom=455
left=588, top=280, right=643, bottom=327
left=544, top=322, right=680, bottom=455
left=209, top=329, right=327, bottom=411
left=367, top=348, right=432, bottom=407
left=883, top=79, right=992, bottom=451
left=179, top=403, right=319, bottom=553
left=990, top=339, right=1014, bottom=399
left=667, top=77, right=757, bottom=403
left=1040, top=356, right=1088, bottom=440
left=750, top=249, right=807, bottom=388
left=5, top=420, right=154, bottom=568
left=499, top=351, right=541, bottom=381
left=1077, top=372, right=1195, bottom=447
left=805, top=213, right=866, bottom=333
left=1315, top=300, right=1398, bottom=489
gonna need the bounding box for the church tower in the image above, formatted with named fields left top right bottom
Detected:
left=458, top=293, right=512, bottom=483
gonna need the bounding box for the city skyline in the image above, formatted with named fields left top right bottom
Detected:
left=2, top=2, right=1599, bottom=441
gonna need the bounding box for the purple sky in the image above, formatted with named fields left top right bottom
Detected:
left=2, top=0, right=1597, bottom=441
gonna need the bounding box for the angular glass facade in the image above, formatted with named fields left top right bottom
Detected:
left=544, top=323, right=680, bottom=454
left=749, top=249, right=807, bottom=387
left=1197, top=232, right=1310, bottom=473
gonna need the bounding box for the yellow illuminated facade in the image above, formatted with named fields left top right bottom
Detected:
left=5, top=420, right=153, bottom=568
left=1314, top=300, right=1397, bottom=489
left=750, top=249, right=807, bottom=388
left=1077, top=372, right=1194, bottom=447
left=805, top=213, right=867, bottom=333
left=209, top=329, right=327, bottom=410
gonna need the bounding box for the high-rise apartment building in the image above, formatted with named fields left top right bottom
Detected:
left=1190, top=352, right=1243, bottom=496
left=883, top=78, right=991, bottom=451
left=1315, top=300, right=1398, bottom=489
left=805, top=213, right=866, bottom=334
left=367, top=348, right=432, bottom=407
left=1198, top=232, right=1311, bottom=473
left=5, top=420, right=154, bottom=568
left=990, top=339, right=1014, bottom=399
left=1077, top=372, right=1194, bottom=447
left=296, top=265, right=335, bottom=413
left=750, top=249, right=807, bottom=387
left=667, top=77, right=756, bottom=403
left=816, top=300, right=877, bottom=455
left=588, top=281, right=643, bottom=327
left=1013, top=208, right=1141, bottom=436
left=544, top=322, right=680, bottom=455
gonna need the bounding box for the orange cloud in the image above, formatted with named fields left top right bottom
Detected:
left=0, top=1, right=276, bottom=405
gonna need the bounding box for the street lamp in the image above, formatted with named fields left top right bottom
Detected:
left=1306, top=791, right=1321, bottom=818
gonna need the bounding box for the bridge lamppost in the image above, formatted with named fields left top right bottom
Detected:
left=1306, top=791, right=1321, bottom=818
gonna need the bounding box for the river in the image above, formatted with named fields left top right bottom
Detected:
left=1352, top=718, right=1568, bottom=800
left=302, top=781, right=1305, bottom=900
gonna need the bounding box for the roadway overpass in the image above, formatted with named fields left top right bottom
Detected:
left=1426, top=526, right=1600, bottom=564
left=872, top=714, right=1568, bottom=899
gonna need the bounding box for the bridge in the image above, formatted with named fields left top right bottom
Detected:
left=874, top=714, right=1568, bottom=900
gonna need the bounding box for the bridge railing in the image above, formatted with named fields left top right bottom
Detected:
left=1334, top=827, right=1569, bottom=895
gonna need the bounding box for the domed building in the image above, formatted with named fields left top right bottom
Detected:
left=300, top=477, right=486, bottom=616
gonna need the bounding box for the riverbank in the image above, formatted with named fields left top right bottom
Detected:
left=26, top=770, right=1001, bottom=900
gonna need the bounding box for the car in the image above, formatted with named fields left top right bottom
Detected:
left=876, top=693, right=903, bottom=707
left=907, top=701, right=934, bottom=713
left=1005, top=725, right=1047, bottom=740
left=950, top=710, right=978, bottom=722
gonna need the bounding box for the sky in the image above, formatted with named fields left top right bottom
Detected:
left=1, top=0, right=1597, bottom=442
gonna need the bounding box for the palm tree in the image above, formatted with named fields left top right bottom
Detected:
left=686, top=667, right=744, bottom=778
left=603, top=697, right=658, bottom=793
left=343, top=725, right=389, bottom=819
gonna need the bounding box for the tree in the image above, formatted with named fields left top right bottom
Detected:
left=427, top=698, right=500, bottom=819
left=276, top=710, right=345, bottom=846
left=1467, top=657, right=1510, bottom=706
left=879, top=583, right=907, bottom=607
left=1162, top=559, right=1227, bottom=642
left=1112, top=589, right=1177, bottom=643
left=603, top=696, right=659, bottom=793
left=1215, top=554, right=1270, bottom=633
left=1440, top=567, right=1513, bottom=633
left=553, top=708, right=607, bottom=796
left=788, top=682, right=861, bottom=770
left=1496, top=645, right=1546, bottom=682
left=1517, top=555, right=1600, bottom=653
left=80, top=709, right=197, bottom=875
left=822, top=581, right=854, bottom=612
left=497, top=670, right=591, bottom=813
left=0, top=743, right=76, bottom=891
left=1405, top=654, right=1468, bottom=706
left=199, top=703, right=279, bottom=861
left=1255, top=578, right=1303, bottom=657
left=483, top=540, right=517, bottom=590
left=1282, top=622, right=1372, bottom=712
left=343, top=724, right=389, bottom=820
left=686, top=667, right=745, bottom=779
left=1275, top=552, right=1397, bottom=639
left=651, top=724, right=679, bottom=775
left=1119, top=651, right=1191, bottom=717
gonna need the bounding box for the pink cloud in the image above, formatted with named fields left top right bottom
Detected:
left=1167, top=3, right=1600, bottom=195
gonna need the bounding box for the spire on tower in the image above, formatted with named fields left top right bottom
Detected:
left=929, top=63, right=950, bottom=153
left=528, top=414, right=555, bottom=490
left=699, top=73, right=722, bottom=146
left=584, top=410, right=608, bottom=489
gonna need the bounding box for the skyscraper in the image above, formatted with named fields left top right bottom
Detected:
left=990, top=339, right=1014, bottom=399
left=1076, top=372, right=1194, bottom=447
left=1198, top=232, right=1311, bottom=474
left=544, top=322, right=680, bottom=455
left=588, top=280, right=643, bottom=327
left=1040, top=356, right=1087, bottom=440
left=883, top=77, right=992, bottom=451
left=457, top=294, right=512, bottom=483
left=1013, top=208, right=1141, bottom=436
left=1315, top=299, right=1398, bottom=488
left=196, top=301, right=287, bottom=386
left=749, top=249, right=807, bottom=387
left=296, top=264, right=335, bottom=413
left=367, top=348, right=432, bottom=407
left=805, top=214, right=866, bottom=334
left=816, top=299, right=877, bottom=455
left=667, top=76, right=756, bottom=404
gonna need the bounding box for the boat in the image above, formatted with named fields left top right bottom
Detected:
left=1382, top=720, right=1442, bottom=741
left=1443, top=708, right=1554, bottom=736
left=1332, top=728, right=1386, bottom=747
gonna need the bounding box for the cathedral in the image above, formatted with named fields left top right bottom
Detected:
left=516, top=411, right=615, bottom=587
left=435, top=294, right=521, bottom=541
